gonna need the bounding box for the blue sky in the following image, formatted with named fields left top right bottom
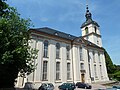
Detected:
left=7, top=0, right=120, bottom=65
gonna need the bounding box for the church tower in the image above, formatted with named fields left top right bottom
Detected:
left=81, top=5, right=102, bottom=47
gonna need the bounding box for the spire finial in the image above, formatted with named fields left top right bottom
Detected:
left=86, top=4, right=89, bottom=13
left=86, top=4, right=88, bottom=10
left=86, top=0, right=89, bottom=9
left=85, top=0, right=92, bottom=21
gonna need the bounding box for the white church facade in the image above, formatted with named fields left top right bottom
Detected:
left=16, top=6, right=109, bottom=87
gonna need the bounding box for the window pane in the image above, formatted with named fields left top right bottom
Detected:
left=42, top=61, right=47, bottom=80
left=44, top=41, right=48, bottom=57
left=66, top=46, right=70, bottom=60
left=85, top=27, right=88, bottom=34
left=56, top=62, right=60, bottom=80
left=98, top=53, right=101, bottom=63
left=80, top=47, right=83, bottom=61
left=94, top=27, right=97, bottom=33
left=56, top=43, right=60, bottom=59
left=93, top=51, right=95, bottom=62
left=67, top=63, right=70, bottom=80
left=94, top=65, right=97, bottom=78
left=100, top=65, right=102, bottom=78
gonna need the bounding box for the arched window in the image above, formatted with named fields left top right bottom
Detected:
left=94, top=64, right=97, bottom=78
left=85, top=27, right=89, bottom=34
left=94, top=26, right=97, bottom=33
left=44, top=40, right=48, bottom=57
left=56, top=43, right=60, bottom=59
left=80, top=47, right=83, bottom=61
left=98, top=52, right=101, bottom=63
left=56, top=62, right=60, bottom=80
left=66, top=46, right=70, bottom=60
left=100, top=65, right=102, bottom=78
left=93, top=51, right=95, bottom=63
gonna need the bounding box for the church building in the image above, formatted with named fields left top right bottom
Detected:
left=16, top=5, right=109, bottom=88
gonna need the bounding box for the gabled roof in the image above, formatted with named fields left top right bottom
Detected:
left=83, top=38, right=103, bottom=49
left=73, top=36, right=103, bottom=49
left=30, top=27, right=77, bottom=40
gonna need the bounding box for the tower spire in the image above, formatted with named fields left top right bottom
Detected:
left=85, top=1, right=92, bottom=21
left=81, top=0, right=99, bottom=28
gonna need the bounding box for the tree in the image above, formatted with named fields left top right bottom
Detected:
left=104, top=48, right=120, bottom=81
left=0, top=0, right=38, bottom=88
left=104, top=49, right=115, bottom=74
left=0, top=0, right=8, bottom=16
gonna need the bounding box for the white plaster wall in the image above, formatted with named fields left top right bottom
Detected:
left=83, top=48, right=91, bottom=83
left=101, top=53, right=109, bottom=81
left=16, top=32, right=109, bottom=87
left=72, top=45, right=80, bottom=82
left=48, top=40, right=56, bottom=83
left=88, top=50, right=95, bottom=82
left=61, top=42, right=67, bottom=82
left=81, top=24, right=102, bottom=47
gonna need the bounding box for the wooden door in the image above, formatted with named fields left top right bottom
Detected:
left=81, top=74, right=85, bottom=83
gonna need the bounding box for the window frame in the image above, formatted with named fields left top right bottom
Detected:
left=56, top=62, right=60, bottom=80
left=85, top=27, right=89, bottom=34
left=67, top=63, right=71, bottom=80
left=66, top=46, right=70, bottom=60
left=80, top=47, right=83, bottom=61
left=43, top=40, right=49, bottom=58
left=56, top=43, right=60, bottom=59
left=42, top=61, right=48, bottom=81
left=94, top=64, right=97, bottom=78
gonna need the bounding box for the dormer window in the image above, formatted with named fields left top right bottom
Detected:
left=68, top=34, right=71, bottom=37
left=55, top=32, right=58, bottom=35
left=85, top=27, right=89, bottom=34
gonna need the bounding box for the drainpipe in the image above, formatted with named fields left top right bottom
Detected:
left=71, top=41, right=74, bottom=83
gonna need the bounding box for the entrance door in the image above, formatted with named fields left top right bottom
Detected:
left=81, top=74, right=85, bottom=83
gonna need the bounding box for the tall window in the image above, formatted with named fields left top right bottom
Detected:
left=94, top=65, right=97, bottom=78
left=80, top=47, right=83, bottom=61
left=66, top=46, right=70, bottom=60
left=42, top=61, right=48, bottom=80
left=100, top=65, right=102, bottom=78
left=93, top=51, right=95, bottom=63
left=80, top=63, right=84, bottom=70
left=56, top=62, right=60, bottom=80
left=98, top=52, right=101, bottom=63
left=67, top=63, right=71, bottom=80
left=97, top=37, right=99, bottom=45
left=44, top=40, right=48, bottom=58
left=94, top=26, right=97, bottom=33
left=85, top=27, right=89, bottom=34
left=56, top=43, right=60, bottom=59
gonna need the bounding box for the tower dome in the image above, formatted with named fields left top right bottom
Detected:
left=81, top=5, right=99, bottom=28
